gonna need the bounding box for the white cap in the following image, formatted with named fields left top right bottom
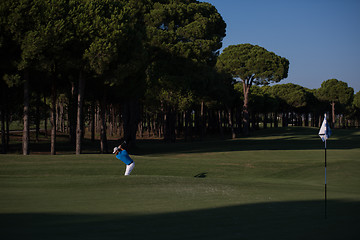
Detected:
left=113, top=147, right=119, bottom=154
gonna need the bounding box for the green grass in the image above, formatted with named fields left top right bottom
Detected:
left=0, top=127, right=359, bottom=239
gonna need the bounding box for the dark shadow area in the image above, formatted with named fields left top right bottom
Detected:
left=4, top=127, right=360, bottom=155
left=1, top=200, right=359, bottom=240
left=132, top=129, right=360, bottom=155
left=194, top=172, right=208, bottom=178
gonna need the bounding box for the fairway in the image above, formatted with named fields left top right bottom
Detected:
left=1, top=127, right=359, bottom=239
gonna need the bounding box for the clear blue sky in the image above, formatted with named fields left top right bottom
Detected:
left=201, top=0, right=360, bottom=93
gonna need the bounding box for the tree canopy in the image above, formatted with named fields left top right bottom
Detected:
left=1, top=0, right=359, bottom=155
left=317, top=78, right=354, bottom=126
left=216, top=44, right=289, bottom=85
left=216, top=43, right=289, bottom=136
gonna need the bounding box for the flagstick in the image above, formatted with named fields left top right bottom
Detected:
left=319, top=113, right=330, bottom=219
left=325, top=139, right=327, bottom=219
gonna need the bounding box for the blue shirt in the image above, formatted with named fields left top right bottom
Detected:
left=116, top=150, right=133, bottom=165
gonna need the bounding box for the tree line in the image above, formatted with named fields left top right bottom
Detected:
left=1, top=0, right=359, bottom=154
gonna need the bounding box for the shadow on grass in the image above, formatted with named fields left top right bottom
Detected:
left=1, top=200, right=359, bottom=240
left=133, top=127, right=360, bottom=155
left=4, top=127, right=360, bottom=155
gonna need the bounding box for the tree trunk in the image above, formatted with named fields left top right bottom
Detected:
left=35, top=93, right=40, bottom=142
left=263, top=113, right=267, bottom=129
left=200, top=101, right=205, bottom=140
left=242, top=81, right=250, bottom=136
left=96, top=105, right=101, bottom=135
left=250, top=111, right=256, bottom=130
left=177, top=112, right=183, bottom=138
left=314, top=113, right=318, bottom=127
left=304, top=113, right=309, bottom=127
left=184, top=111, right=189, bottom=141
left=50, top=77, right=57, bottom=155
left=59, top=99, right=64, bottom=132
left=339, top=114, right=343, bottom=128
left=122, top=99, right=140, bottom=148
left=111, top=104, right=116, bottom=137
left=44, top=96, right=48, bottom=137
left=69, top=82, right=77, bottom=144
left=274, top=112, right=278, bottom=128
left=218, top=110, right=224, bottom=138
left=6, top=108, right=9, bottom=148
left=148, top=114, right=152, bottom=138
left=90, top=102, right=95, bottom=142
left=22, top=70, right=30, bottom=155
left=164, top=105, right=176, bottom=143
left=227, top=107, right=236, bottom=139
left=235, top=107, right=241, bottom=133
left=76, top=71, right=85, bottom=154
left=1, top=108, right=6, bottom=154
left=100, top=92, right=108, bottom=153
left=282, top=112, right=288, bottom=127
left=331, top=101, right=336, bottom=128
left=1, top=83, right=7, bottom=153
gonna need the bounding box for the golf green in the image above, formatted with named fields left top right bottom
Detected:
left=0, top=127, right=359, bottom=239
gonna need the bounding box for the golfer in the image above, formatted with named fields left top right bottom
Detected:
left=113, top=143, right=135, bottom=176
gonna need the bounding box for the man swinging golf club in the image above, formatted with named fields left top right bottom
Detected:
left=113, top=141, right=135, bottom=176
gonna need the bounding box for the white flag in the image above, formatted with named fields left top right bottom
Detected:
left=318, top=116, right=331, bottom=142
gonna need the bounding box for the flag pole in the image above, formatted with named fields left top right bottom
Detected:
left=325, top=138, right=327, bottom=219
left=319, top=113, right=330, bottom=219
